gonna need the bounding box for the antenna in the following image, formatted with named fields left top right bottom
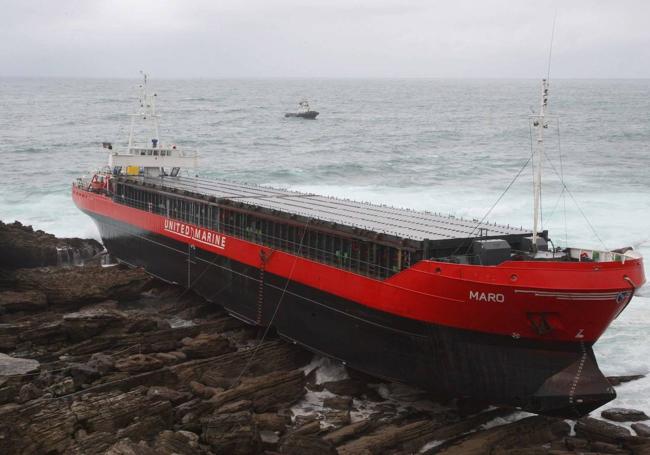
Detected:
left=530, top=13, right=557, bottom=252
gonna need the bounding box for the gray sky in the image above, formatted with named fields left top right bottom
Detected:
left=1, top=0, right=649, bottom=78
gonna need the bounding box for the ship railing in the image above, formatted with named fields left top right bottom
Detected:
left=567, top=247, right=641, bottom=263
left=113, top=194, right=405, bottom=280
left=75, top=177, right=91, bottom=189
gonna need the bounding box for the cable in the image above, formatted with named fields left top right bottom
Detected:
left=541, top=148, right=608, bottom=250
left=449, top=150, right=534, bottom=258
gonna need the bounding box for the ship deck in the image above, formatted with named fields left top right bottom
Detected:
left=124, top=175, right=531, bottom=243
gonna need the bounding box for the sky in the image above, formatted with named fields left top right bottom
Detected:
left=1, top=0, right=649, bottom=78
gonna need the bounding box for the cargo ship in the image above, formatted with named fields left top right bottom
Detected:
left=73, top=75, right=645, bottom=417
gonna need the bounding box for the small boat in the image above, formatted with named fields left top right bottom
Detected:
left=285, top=100, right=319, bottom=119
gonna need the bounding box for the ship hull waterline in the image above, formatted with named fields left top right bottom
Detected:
left=83, top=208, right=616, bottom=417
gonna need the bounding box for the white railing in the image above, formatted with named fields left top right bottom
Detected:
left=568, top=247, right=641, bottom=263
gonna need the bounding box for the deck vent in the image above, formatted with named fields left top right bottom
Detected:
left=472, top=239, right=511, bottom=265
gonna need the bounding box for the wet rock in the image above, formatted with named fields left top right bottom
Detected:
left=0, top=220, right=103, bottom=270
left=68, top=431, right=118, bottom=454
left=321, top=378, right=368, bottom=397
left=602, top=408, right=649, bottom=422
left=115, top=354, right=164, bottom=374
left=337, top=418, right=441, bottom=455
left=435, top=416, right=570, bottom=455
left=17, top=382, right=43, bottom=403
left=323, top=395, right=352, bottom=410
left=70, top=386, right=173, bottom=434
left=87, top=352, right=114, bottom=374
left=105, top=438, right=158, bottom=455
left=565, top=436, right=590, bottom=450
left=210, top=368, right=307, bottom=412
left=575, top=416, right=632, bottom=444
left=0, top=353, right=40, bottom=375
left=292, top=419, right=322, bottom=436
left=201, top=410, right=261, bottom=454
left=189, top=380, right=219, bottom=399
left=180, top=332, right=234, bottom=359
left=153, top=430, right=204, bottom=455
left=147, top=386, right=191, bottom=405
left=590, top=440, right=630, bottom=454
left=216, top=399, right=252, bottom=414
left=632, top=423, right=650, bottom=437
left=10, top=265, right=151, bottom=307
left=62, top=306, right=127, bottom=340
left=279, top=434, right=338, bottom=455
left=260, top=429, right=280, bottom=446
left=323, top=408, right=351, bottom=428
left=323, top=420, right=371, bottom=446
left=125, top=316, right=163, bottom=333
left=68, top=362, right=101, bottom=386
left=0, top=290, right=47, bottom=313
left=255, top=412, right=291, bottom=432
left=48, top=377, right=76, bottom=396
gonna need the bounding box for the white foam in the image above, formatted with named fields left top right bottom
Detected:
left=593, top=295, right=650, bottom=430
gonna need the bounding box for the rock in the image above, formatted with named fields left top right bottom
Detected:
left=105, top=438, right=158, bottom=455
left=154, top=430, right=203, bottom=455
left=10, top=265, right=151, bottom=307
left=216, top=399, right=252, bottom=414
left=87, top=352, right=115, bottom=374
left=48, top=377, right=76, bottom=396
left=255, top=412, right=291, bottom=432
left=0, top=353, right=40, bottom=376
left=602, top=408, right=649, bottom=422
left=0, top=290, right=47, bottom=313
left=590, top=440, right=629, bottom=454
left=70, top=387, right=173, bottom=434
left=68, top=362, right=101, bottom=386
left=62, top=306, right=127, bottom=340
left=0, top=398, right=78, bottom=453
left=68, top=431, right=118, bottom=454
left=147, top=386, right=191, bottom=405
left=321, top=378, right=368, bottom=397
left=279, top=434, right=338, bottom=455
left=323, top=420, right=372, bottom=446
left=260, top=429, right=280, bottom=445
left=189, top=380, right=219, bottom=399
left=632, top=423, right=650, bottom=437
left=0, top=220, right=103, bottom=270
left=115, top=354, right=164, bottom=374
left=174, top=340, right=310, bottom=385
left=180, top=333, right=234, bottom=359
left=125, top=317, right=162, bottom=333
left=323, top=395, right=352, bottom=410
left=209, top=368, right=307, bottom=413
left=431, top=416, right=570, bottom=455
left=201, top=410, right=261, bottom=454
left=575, top=417, right=631, bottom=444
left=292, top=420, right=322, bottom=436
left=565, top=436, right=590, bottom=450
left=17, top=382, right=43, bottom=403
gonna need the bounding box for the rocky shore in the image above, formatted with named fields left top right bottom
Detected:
left=1, top=220, right=649, bottom=454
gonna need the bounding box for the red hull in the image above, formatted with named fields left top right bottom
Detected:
left=73, top=186, right=645, bottom=344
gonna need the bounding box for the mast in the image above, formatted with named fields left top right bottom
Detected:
left=531, top=78, right=549, bottom=251
left=128, top=72, right=160, bottom=149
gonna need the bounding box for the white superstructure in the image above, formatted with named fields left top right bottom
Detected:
left=106, top=73, right=198, bottom=176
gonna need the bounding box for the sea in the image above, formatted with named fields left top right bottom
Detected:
left=1, top=78, right=648, bottom=421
